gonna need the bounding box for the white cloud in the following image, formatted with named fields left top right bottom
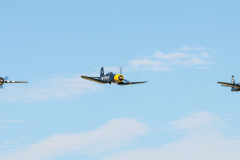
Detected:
left=129, top=59, right=164, bottom=66
left=129, top=47, right=212, bottom=71
left=93, top=47, right=212, bottom=73
left=0, top=75, right=102, bottom=102
left=103, top=111, right=240, bottom=160
left=129, top=59, right=170, bottom=71
left=0, top=118, right=148, bottom=160
left=168, top=111, right=226, bottom=133
left=153, top=52, right=191, bottom=60
left=200, top=52, right=210, bottom=58
left=1, top=111, right=240, bottom=160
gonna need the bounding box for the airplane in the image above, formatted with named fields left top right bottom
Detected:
left=81, top=67, right=148, bottom=85
left=217, top=75, right=240, bottom=91
left=0, top=76, right=28, bottom=89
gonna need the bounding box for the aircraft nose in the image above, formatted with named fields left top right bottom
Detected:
left=119, top=75, right=123, bottom=80
left=0, top=78, right=4, bottom=84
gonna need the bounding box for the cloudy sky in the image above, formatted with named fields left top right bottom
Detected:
left=1, top=0, right=240, bottom=159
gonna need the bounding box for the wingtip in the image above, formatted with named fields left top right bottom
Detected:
left=21, top=81, right=28, bottom=83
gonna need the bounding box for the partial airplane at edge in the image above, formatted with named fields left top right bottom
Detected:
left=0, top=76, right=28, bottom=89
left=217, top=75, right=240, bottom=91
left=81, top=67, right=148, bottom=85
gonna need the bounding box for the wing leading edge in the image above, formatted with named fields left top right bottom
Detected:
left=81, top=76, right=108, bottom=84
left=4, top=81, right=28, bottom=83
left=217, top=82, right=240, bottom=88
left=118, top=81, right=148, bottom=85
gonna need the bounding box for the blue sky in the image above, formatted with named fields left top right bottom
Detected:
left=1, top=0, right=240, bottom=159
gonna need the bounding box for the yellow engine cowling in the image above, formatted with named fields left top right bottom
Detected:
left=114, top=74, right=124, bottom=82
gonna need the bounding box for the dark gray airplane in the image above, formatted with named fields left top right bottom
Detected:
left=217, top=75, right=240, bottom=91
left=81, top=67, right=148, bottom=85
left=0, top=76, right=28, bottom=89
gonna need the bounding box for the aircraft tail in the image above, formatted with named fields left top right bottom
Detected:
left=231, top=75, right=235, bottom=91
left=231, top=75, right=235, bottom=84
left=100, top=67, right=104, bottom=77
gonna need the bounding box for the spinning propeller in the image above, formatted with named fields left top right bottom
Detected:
left=120, top=67, right=122, bottom=74
left=119, top=67, right=129, bottom=82
left=0, top=76, right=8, bottom=89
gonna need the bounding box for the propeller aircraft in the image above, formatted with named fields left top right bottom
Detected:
left=0, top=76, right=28, bottom=89
left=81, top=67, right=148, bottom=85
left=217, top=75, right=240, bottom=91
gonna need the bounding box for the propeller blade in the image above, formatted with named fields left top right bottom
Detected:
left=0, top=85, right=3, bottom=89
left=120, top=67, right=122, bottom=74
left=4, top=76, right=9, bottom=80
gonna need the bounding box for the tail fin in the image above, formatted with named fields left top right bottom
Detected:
left=100, top=67, right=104, bottom=77
left=231, top=75, right=235, bottom=91
left=231, top=75, right=235, bottom=84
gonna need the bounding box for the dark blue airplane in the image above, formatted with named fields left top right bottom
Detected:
left=218, top=75, right=240, bottom=91
left=81, top=67, right=147, bottom=85
left=0, top=76, right=28, bottom=89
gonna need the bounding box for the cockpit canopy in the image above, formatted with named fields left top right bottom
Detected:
left=105, top=72, right=113, bottom=76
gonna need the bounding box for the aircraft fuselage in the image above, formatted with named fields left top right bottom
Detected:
left=100, top=72, right=124, bottom=84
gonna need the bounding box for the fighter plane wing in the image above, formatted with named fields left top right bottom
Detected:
left=217, top=82, right=240, bottom=88
left=118, top=81, right=148, bottom=85
left=81, top=75, right=108, bottom=84
left=4, top=81, right=28, bottom=83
